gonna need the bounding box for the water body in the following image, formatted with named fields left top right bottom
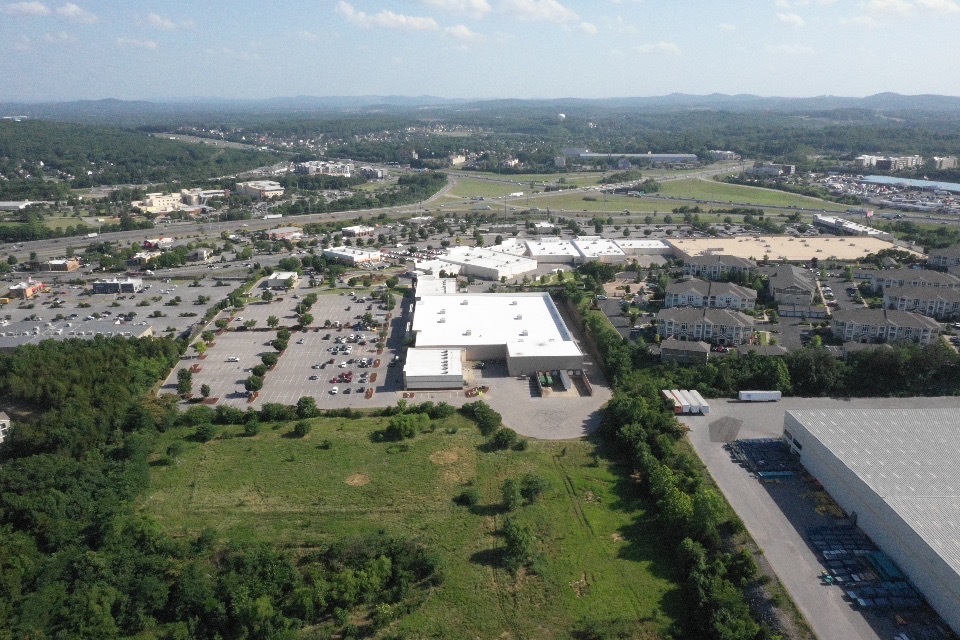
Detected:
left=862, top=175, right=960, bottom=193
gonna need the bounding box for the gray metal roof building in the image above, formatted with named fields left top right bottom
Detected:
left=784, top=408, right=960, bottom=635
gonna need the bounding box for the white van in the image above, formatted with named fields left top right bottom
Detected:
left=226, top=356, right=239, bottom=362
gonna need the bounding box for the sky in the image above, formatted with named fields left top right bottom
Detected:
left=2, top=0, right=960, bottom=102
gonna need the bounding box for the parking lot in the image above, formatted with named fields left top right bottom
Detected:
left=682, top=395, right=960, bottom=640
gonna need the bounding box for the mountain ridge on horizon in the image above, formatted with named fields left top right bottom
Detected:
left=5, top=92, right=960, bottom=124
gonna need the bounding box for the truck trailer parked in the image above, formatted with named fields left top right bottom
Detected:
left=689, top=390, right=710, bottom=414
left=670, top=389, right=690, bottom=414
left=739, top=390, right=782, bottom=402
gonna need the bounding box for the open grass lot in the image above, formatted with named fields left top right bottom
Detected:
left=141, top=414, right=680, bottom=638
left=526, top=191, right=667, bottom=214
left=657, top=178, right=848, bottom=210
left=446, top=177, right=525, bottom=199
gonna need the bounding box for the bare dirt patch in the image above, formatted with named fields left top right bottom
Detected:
left=570, top=573, right=591, bottom=597
left=429, top=449, right=460, bottom=465
left=610, top=532, right=625, bottom=543
left=345, top=473, right=370, bottom=487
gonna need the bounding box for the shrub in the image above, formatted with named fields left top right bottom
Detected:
left=490, top=428, right=518, bottom=450
left=520, top=474, right=550, bottom=504
left=502, top=479, right=523, bottom=511
left=243, top=421, right=260, bottom=437
left=454, top=488, right=480, bottom=507
left=195, top=423, right=217, bottom=442
left=166, top=441, right=184, bottom=459
left=293, top=421, right=312, bottom=438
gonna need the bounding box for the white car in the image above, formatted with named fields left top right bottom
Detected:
left=330, top=386, right=339, bottom=394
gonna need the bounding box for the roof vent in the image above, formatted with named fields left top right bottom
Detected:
left=464, top=329, right=472, bottom=335
left=520, top=329, right=528, bottom=336
left=510, top=300, right=518, bottom=305
left=515, top=314, right=522, bottom=320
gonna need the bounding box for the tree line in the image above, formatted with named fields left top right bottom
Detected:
left=0, top=337, right=440, bottom=638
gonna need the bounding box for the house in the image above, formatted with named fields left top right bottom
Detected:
left=664, top=279, right=757, bottom=310
left=682, top=255, right=756, bottom=281
left=767, top=265, right=816, bottom=305
left=659, top=337, right=711, bottom=365
left=882, top=286, right=960, bottom=319
left=0, top=411, right=10, bottom=445
left=831, top=308, right=941, bottom=345
left=927, top=246, right=960, bottom=271
left=267, top=227, right=304, bottom=242
left=867, top=268, right=960, bottom=292
left=656, top=307, right=755, bottom=345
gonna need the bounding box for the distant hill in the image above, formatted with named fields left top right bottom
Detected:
left=3, top=93, right=960, bottom=125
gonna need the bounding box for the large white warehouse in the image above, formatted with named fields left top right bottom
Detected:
left=407, top=280, right=583, bottom=378
left=784, top=408, right=960, bottom=635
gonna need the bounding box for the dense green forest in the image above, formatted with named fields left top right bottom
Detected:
left=0, top=338, right=440, bottom=638
left=0, top=120, right=279, bottom=199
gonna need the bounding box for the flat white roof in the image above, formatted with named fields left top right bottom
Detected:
left=524, top=239, right=581, bottom=258
left=413, top=258, right=462, bottom=276
left=415, top=276, right=458, bottom=296
left=440, top=246, right=538, bottom=271
left=343, top=225, right=375, bottom=233
left=404, top=348, right=464, bottom=378
left=571, top=236, right=626, bottom=259
left=667, top=235, right=903, bottom=261
left=614, top=239, right=670, bottom=250
left=789, top=408, right=960, bottom=579
left=487, top=238, right=528, bottom=256
left=412, top=292, right=582, bottom=357
left=323, top=246, right=381, bottom=259
left=268, top=271, right=299, bottom=280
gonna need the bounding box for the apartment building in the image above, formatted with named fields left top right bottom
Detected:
left=656, top=307, right=755, bottom=345
left=831, top=308, right=941, bottom=345
left=664, top=279, right=757, bottom=310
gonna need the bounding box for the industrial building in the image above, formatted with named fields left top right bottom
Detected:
left=784, top=408, right=960, bottom=635
left=569, top=236, right=627, bottom=264
left=813, top=215, right=891, bottom=238
left=407, top=279, right=583, bottom=379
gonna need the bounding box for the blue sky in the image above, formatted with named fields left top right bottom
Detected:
left=2, top=0, right=960, bottom=101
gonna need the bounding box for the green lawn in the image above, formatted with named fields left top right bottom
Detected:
left=657, top=178, right=848, bottom=210
left=141, top=415, right=680, bottom=638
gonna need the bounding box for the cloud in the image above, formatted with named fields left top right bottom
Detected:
left=634, top=41, right=680, bottom=55
left=862, top=0, right=914, bottom=14
left=916, top=0, right=960, bottom=12
left=577, top=21, right=598, bottom=34
left=420, top=0, right=492, bottom=19
left=2, top=1, right=50, bottom=16
left=776, top=12, right=806, bottom=25
left=56, top=2, right=96, bottom=23
left=719, top=22, right=736, bottom=30
left=336, top=1, right=440, bottom=30
left=14, top=34, right=31, bottom=50
left=444, top=23, right=485, bottom=42
left=205, top=46, right=260, bottom=61
left=117, top=37, right=158, bottom=49
left=766, top=43, right=815, bottom=54
left=499, top=0, right=579, bottom=23
left=146, top=12, right=175, bottom=29
left=43, top=30, right=74, bottom=43
left=298, top=30, right=319, bottom=41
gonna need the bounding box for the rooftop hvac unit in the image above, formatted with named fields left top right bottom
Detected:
left=520, top=330, right=528, bottom=336
left=438, top=318, right=446, bottom=323
left=515, top=314, right=522, bottom=320
left=464, top=329, right=472, bottom=335
left=438, top=309, right=445, bottom=314
left=461, top=300, right=468, bottom=305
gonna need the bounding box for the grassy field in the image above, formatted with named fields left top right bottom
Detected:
left=141, top=414, right=680, bottom=638
left=657, top=178, right=848, bottom=210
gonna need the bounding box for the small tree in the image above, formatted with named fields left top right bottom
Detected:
left=195, top=423, right=217, bottom=443
left=261, top=289, right=273, bottom=302
left=200, top=383, right=211, bottom=399
left=299, top=313, right=313, bottom=327
left=267, top=315, right=280, bottom=329
left=502, top=479, right=523, bottom=511
left=176, top=368, right=193, bottom=396
left=193, top=342, right=207, bottom=357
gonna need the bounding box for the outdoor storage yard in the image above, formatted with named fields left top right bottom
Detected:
left=682, top=396, right=960, bottom=640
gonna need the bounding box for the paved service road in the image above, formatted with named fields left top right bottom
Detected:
left=683, top=395, right=960, bottom=640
